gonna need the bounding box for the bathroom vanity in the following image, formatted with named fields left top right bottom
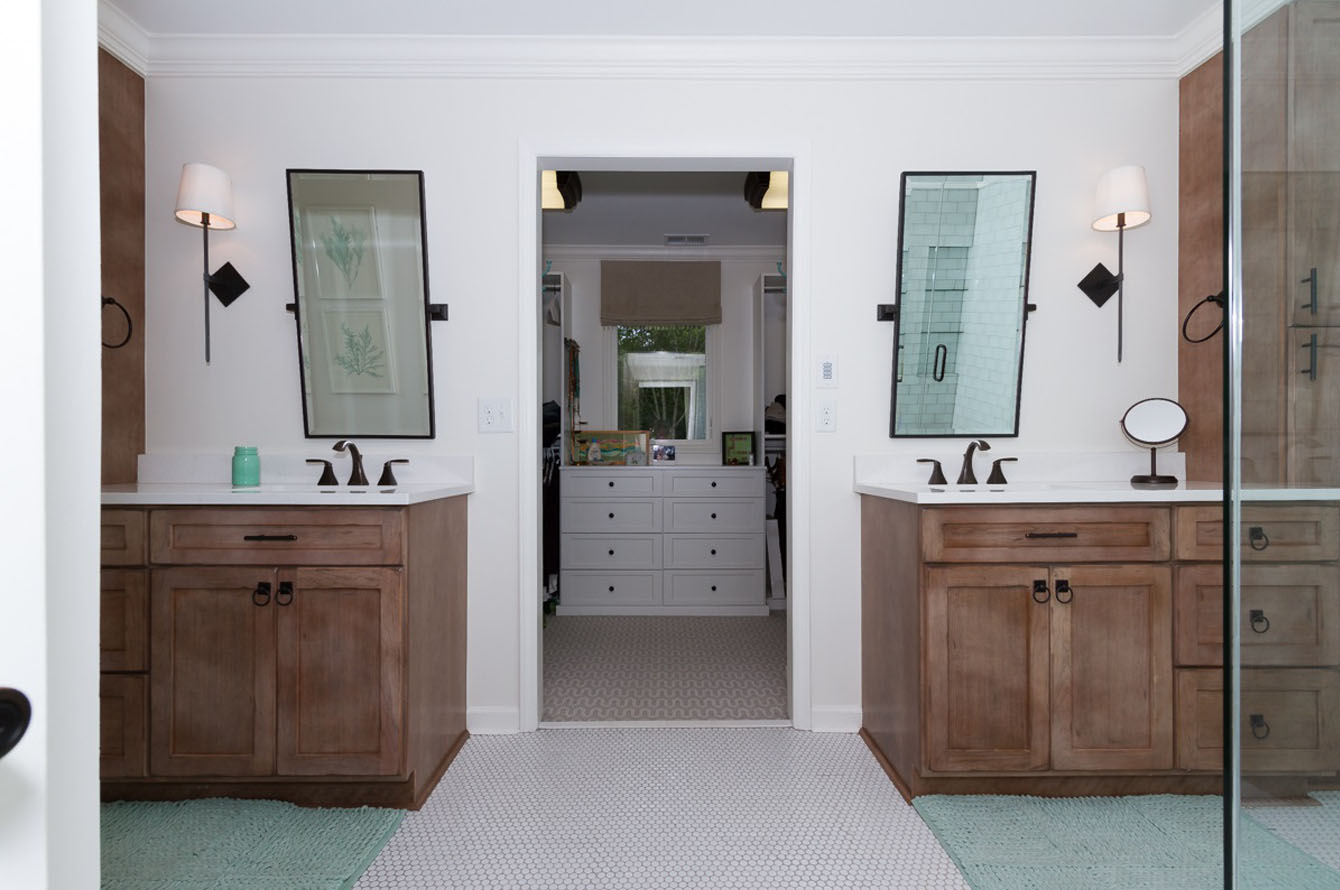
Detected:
left=98, top=482, right=470, bottom=809
left=856, top=480, right=1340, bottom=798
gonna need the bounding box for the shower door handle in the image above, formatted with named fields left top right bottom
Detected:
left=932, top=344, right=948, bottom=382
left=1300, top=333, right=1318, bottom=382
left=1302, top=267, right=1318, bottom=316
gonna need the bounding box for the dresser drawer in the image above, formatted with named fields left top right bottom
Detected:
left=664, top=471, right=765, bottom=498
left=560, top=571, right=661, bottom=606
left=561, top=534, right=661, bottom=570
left=922, top=506, right=1170, bottom=563
left=663, top=570, right=764, bottom=606
left=101, top=569, right=149, bottom=672
left=1175, top=505, right=1340, bottom=561
left=664, top=499, right=764, bottom=534
left=561, top=499, right=662, bottom=534
left=1176, top=668, right=1340, bottom=773
left=102, top=509, right=146, bottom=566
left=663, top=535, right=764, bottom=569
left=1175, top=564, right=1340, bottom=667
left=149, top=509, right=404, bottom=565
left=562, top=470, right=661, bottom=498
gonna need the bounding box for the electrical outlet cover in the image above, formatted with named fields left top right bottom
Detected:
left=477, top=397, right=513, bottom=433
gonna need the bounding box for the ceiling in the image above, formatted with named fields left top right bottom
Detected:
left=542, top=173, right=786, bottom=249
left=111, top=0, right=1217, bottom=39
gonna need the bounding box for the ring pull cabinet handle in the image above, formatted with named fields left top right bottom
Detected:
left=275, top=581, right=295, bottom=607
left=252, top=581, right=272, bottom=606
left=1250, top=714, right=1271, bottom=740
left=1248, top=526, right=1270, bottom=551
left=1032, top=580, right=1050, bottom=604
left=1249, top=609, right=1271, bottom=634
left=1054, top=579, right=1073, bottom=604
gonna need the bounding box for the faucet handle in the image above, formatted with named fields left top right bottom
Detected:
left=916, top=459, right=948, bottom=486
left=377, top=459, right=409, bottom=486
left=306, top=459, right=339, bottom=486
left=987, top=457, right=1018, bottom=485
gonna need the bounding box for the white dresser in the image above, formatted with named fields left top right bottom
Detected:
left=558, top=466, right=768, bottom=615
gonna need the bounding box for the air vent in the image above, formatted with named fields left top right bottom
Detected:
left=664, top=234, right=710, bottom=246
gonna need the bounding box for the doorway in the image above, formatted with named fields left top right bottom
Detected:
left=516, top=153, right=813, bottom=732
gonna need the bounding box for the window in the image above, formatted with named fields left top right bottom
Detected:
left=615, top=325, right=709, bottom=440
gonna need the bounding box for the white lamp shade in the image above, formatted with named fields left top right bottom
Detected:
left=761, top=171, right=789, bottom=210
left=540, top=170, right=564, bottom=210
left=174, top=162, right=236, bottom=230
left=1092, top=164, right=1150, bottom=232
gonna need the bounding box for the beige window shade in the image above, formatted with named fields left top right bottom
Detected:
left=600, top=260, right=722, bottom=326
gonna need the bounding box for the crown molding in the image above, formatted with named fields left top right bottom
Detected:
left=544, top=244, right=785, bottom=262
left=98, top=1, right=150, bottom=75
left=1174, top=0, right=1292, bottom=78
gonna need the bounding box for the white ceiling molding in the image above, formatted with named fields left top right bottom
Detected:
left=1174, top=0, right=1293, bottom=77
left=544, top=245, right=785, bottom=262
left=98, top=1, right=150, bottom=75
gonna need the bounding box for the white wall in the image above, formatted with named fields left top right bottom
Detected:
left=142, top=71, right=1179, bottom=731
left=0, top=1, right=102, bottom=888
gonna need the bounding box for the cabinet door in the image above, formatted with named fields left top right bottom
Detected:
left=150, top=567, right=277, bottom=776
left=275, top=567, right=404, bottom=776
left=100, top=674, right=147, bottom=778
left=1288, top=330, right=1340, bottom=486
left=101, top=569, right=148, bottom=671
left=1050, top=565, right=1173, bottom=771
left=925, top=566, right=1050, bottom=772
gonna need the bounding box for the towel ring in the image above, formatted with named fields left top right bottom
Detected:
left=102, top=295, right=133, bottom=349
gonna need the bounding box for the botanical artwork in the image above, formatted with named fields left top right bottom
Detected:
left=323, top=310, right=397, bottom=394
left=308, top=205, right=383, bottom=300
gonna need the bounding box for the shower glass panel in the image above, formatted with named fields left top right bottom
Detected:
left=1232, top=0, right=1340, bottom=885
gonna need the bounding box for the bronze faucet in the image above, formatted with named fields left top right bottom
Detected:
left=957, top=440, right=991, bottom=485
left=332, top=440, right=368, bottom=486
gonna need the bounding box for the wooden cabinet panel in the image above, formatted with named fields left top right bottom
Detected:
left=1175, top=505, right=1340, bottom=561
left=100, top=674, right=146, bottom=778
left=101, top=569, right=148, bottom=672
left=149, top=509, right=404, bottom=566
left=150, top=567, right=277, bottom=777
left=1288, top=328, right=1340, bottom=486
left=923, top=507, right=1170, bottom=564
left=1175, top=564, right=1340, bottom=666
left=925, top=566, right=1050, bottom=772
left=1177, top=668, right=1340, bottom=773
left=275, top=567, right=405, bottom=777
left=101, top=509, right=145, bottom=566
left=1050, top=566, right=1173, bottom=771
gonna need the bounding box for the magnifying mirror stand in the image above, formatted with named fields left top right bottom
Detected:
left=1131, top=446, right=1178, bottom=487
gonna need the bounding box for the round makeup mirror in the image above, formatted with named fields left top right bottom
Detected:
left=1120, top=398, right=1188, bottom=486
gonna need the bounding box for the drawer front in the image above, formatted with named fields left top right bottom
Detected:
left=664, top=498, right=764, bottom=534
left=562, top=470, right=661, bottom=499
left=922, top=506, right=1171, bottom=563
left=663, top=570, right=765, bottom=606
left=560, top=571, right=661, bottom=606
left=561, top=534, right=661, bottom=570
left=149, top=509, right=404, bottom=565
left=1175, top=505, right=1340, bottom=561
left=1175, top=564, right=1340, bottom=667
left=1176, top=668, right=1340, bottom=773
left=663, top=534, right=764, bottom=569
left=102, top=509, right=146, bottom=566
left=101, top=569, right=149, bottom=672
left=561, top=499, right=662, bottom=534
left=664, top=471, right=765, bottom=498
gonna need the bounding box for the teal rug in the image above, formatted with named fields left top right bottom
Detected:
left=101, top=798, right=403, bottom=890
left=913, top=794, right=1340, bottom=890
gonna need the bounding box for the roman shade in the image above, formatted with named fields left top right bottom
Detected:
left=600, top=260, right=722, bottom=326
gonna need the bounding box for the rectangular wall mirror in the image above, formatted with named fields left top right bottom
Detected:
left=889, top=171, right=1036, bottom=437
left=286, top=169, right=435, bottom=438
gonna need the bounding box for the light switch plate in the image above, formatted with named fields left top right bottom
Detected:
left=816, top=397, right=837, bottom=432
left=478, top=397, right=513, bottom=433
left=817, top=354, right=839, bottom=388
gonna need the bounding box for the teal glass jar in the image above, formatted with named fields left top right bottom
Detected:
left=232, top=446, right=260, bottom=487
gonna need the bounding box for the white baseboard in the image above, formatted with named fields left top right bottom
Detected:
left=467, top=706, right=521, bottom=734
left=555, top=605, right=770, bottom=616
left=808, top=706, right=861, bottom=733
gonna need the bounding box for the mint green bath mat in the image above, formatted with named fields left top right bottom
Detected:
left=913, top=794, right=1340, bottom=890
left=101, top=798, right=403, bottom=890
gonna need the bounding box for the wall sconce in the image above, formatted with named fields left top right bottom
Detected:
left=1077, top=164, right=1150, bottom=363
left=744, top=171, right=789, bottom=210
left=541, top=170, right=582, bottom=211
left=174, top=162, right=250, bottom=363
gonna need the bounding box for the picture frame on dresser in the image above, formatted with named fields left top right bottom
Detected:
left=571, top=429, right=650, bottom=465
left=721, top=431, right=755, bottom=466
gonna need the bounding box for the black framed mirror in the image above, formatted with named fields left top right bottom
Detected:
left=889, top=171, right=1036, bottom=437
left=286, top=169, right=435, bottom=438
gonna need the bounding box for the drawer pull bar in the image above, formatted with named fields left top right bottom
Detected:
left=1249, top=610, right=1271, bottom=634
left=251, top=582, right=272, bottom=607
left=244, top=534, right=298, bottom=542
left=1025, top=531, right=1078, bottom=539
left=1054, top=579, right=1073, bottom=604
left=275, top=581, right=294, bottom=607
left=1032, top=580, right=1050, bottom=604
left=1249, top=714, right=1271, bottom=740
left=1248, top=526, right=1270, bottom=551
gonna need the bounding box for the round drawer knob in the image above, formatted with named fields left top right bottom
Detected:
left=608, top=481, right=615, bottom=487
left=711, top=512, right=717, bottom=519
left=710, top=549, right=717, bottom=556
left=608, top=512, right=615, bottom=519
left=608, top=585, right=614, bottom=592
left=711, top=585, right=718, bottom=591
left=608, top=549, right=615, bottom=556
left=711, top=481, right=717, bottom=488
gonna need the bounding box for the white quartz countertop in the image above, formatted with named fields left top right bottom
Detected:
left=854, top=481, right=1340, bottom=505
left=102, top=481, right=473, bottom=506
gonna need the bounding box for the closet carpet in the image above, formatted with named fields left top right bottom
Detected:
left=542, top=614, right=787, bottom=722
